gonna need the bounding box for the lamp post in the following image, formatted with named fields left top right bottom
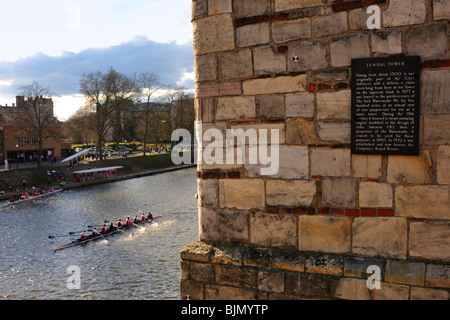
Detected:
left=16, top=144, right=19, bottom=169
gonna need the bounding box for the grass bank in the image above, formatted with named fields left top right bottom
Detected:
left=0, top=152, right=194, bottom=197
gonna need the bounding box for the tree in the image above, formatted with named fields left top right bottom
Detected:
left=14, top=81, right=60, bottom=167
left=160, top=85, right=195, bottom=148
left=63, top=106, right=97, bottom=145
left=79, top=68, right=139, bottom=160
left=138, top=72, right=160, bottom=156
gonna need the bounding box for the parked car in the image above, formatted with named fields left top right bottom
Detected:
left=118, top=146, right=133, bottom=152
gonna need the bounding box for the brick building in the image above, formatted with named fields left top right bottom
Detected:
left=0, top=96, right=64, bottom=166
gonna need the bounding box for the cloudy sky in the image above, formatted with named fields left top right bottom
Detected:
left=0, top=0, right=194, bottom=120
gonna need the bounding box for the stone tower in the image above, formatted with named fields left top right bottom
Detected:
left=181, top=0, right=450, bottom=300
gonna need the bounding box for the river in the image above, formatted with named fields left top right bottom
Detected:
left=0, top=167, right=198, bottom=300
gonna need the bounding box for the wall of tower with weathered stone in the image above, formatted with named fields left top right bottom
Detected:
left=181, top=0, right=450, bottom=300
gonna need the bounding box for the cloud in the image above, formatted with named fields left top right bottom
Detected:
left=0, top=36, right=194, bottom=99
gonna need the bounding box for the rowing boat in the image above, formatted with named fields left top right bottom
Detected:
left=2, top=189, right=63, bottom=207
left=52, top=217, right=158, bottom=252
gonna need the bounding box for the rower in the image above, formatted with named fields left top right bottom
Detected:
left=117, top=219, right=123, bottom=228
left=80, top=230, right=88, bottom=240
left=108, top=222, right=116, bottom=232
left=147, top=212, right=153, bottom=220
left=92, top=228, right=100, bottom=236
left=133, top=215, right=139, bottom=224
left=100, top=224, right=107, bottom=234
left=140, top=213, right=146, bottom=221
left=124, top=217, right=132, bottom=227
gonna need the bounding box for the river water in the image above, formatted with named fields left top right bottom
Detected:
left=0, top=168, right=198, bottom=300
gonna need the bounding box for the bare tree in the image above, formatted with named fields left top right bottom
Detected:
left=80, top=68, right=139, bottom=160
left=63, top=106, right=97, bottom=145
left=14, top=81, right=60, bottom=167
left=139, top=72, right=160, bottom=156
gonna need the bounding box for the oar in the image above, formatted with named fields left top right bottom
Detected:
left=87, top=221, right=110, bottom=228
left=48, top=234, right=77, bottom=239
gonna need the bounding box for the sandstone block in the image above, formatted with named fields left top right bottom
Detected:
left=195, top=54, right=218, bottom=82
left=304, top=253, right=344, bottom=276
left=299, top=215, right=352, bottom=253
left=409, top=221, right=450, bottom=261
left=433, top=0, right=450, bottom=20
left=316, top=90, right=351, bottom=120
left=197, top=179, right=218, bottom=207
left=285, top=93, right=315, bottom=118
left=253, top=46, right=286, bottom=76
left=272, top=18, right=311, bottom=43
left=312, top=12, right=348, bottom=38
left=286, top=118, right=319, bottom=145
left=250, top=212, right=298, bottom=247
left=221, top=49, right=253, bottom=80
left=216, top=96, right=256, bottom=120
left=335, top=278, right=371, bottom=300
left=180, top=279, right=204, bottom=300
left=236, top=23, right=270, bottom=47
left=195, top=98, right=214, bottom=122
left=247, top=145, right=309, bottom=179
left=196, top=81, right=242, bottom=98
left=351, top=154, right=382, bottom=179
left=208, top=0, right=232, bottom=15
left=410, top=287, right=450, bottom=300
left=266, top=180, right=316, bottom=207
left=426, top=264, right=450, bottom=288
left=373, top=283, right=410, bottom=300
left=383, top=0, right=426, bottom=27
left=421, top=70, right=450, bottom=115
left=386, top=155, right=432, bottom=184
left=348, top=8, right=368, bottom=30
left=258, top=270, right=285, bottom=293
left=311, top=148, right=351, bottom=177
left=192, top=0, right=207, bottom=19
left=288, top=41, right=328, bottom=72
left=330, top=32, right=370, bottom=67
left=318, top=122, right=351, bottom=144
left=352, top=217, right=407, bottom=259
left=258, top=95, right=285, bottom=118
left=395, top=185, right=450, bottom=219
left=233, top=0, right=269, bottom=18
left=359, top=182, right=393, bottom=208
left=275, top=0, right=324, bottom=12
left=405, top=24, right=447, bottom=60
left=385, top=260, right=425, bottom=286
left=219, top=179, right=265, bottom=209
left=423, top=114, right=450, bottom=145
left=229, top=123, right=285, bottom=145
left=190, top=261, right=214, bottom=283
left=371, top=30, right=402, bottom=55
left=437, top=145, right=450, bottom=185
left=204, top=285, right=262, bottom=300
left=243, top=74, right=307, bottom=95
left=193, top=14, right=234, bottom=55
left=343, top=257, right=386, bottom=279
left=322, top=177, right=357, bottom=208
left=199, top=207, right=249, bottom=242
left=214, top=264, right=257, bottom=288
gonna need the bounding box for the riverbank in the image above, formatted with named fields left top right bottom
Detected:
left=0, top=152, right=196, bottom=201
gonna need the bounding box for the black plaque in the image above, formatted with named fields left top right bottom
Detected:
left=351, top=56, right=420, bottom=155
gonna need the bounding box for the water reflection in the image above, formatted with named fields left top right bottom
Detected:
left=0, top=168, right=198, bottom=300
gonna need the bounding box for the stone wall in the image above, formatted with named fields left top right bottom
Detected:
left=181, top=0, right=450, bottom=300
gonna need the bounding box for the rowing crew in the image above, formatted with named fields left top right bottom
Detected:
left=79, top=212, right=154, bottom=240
